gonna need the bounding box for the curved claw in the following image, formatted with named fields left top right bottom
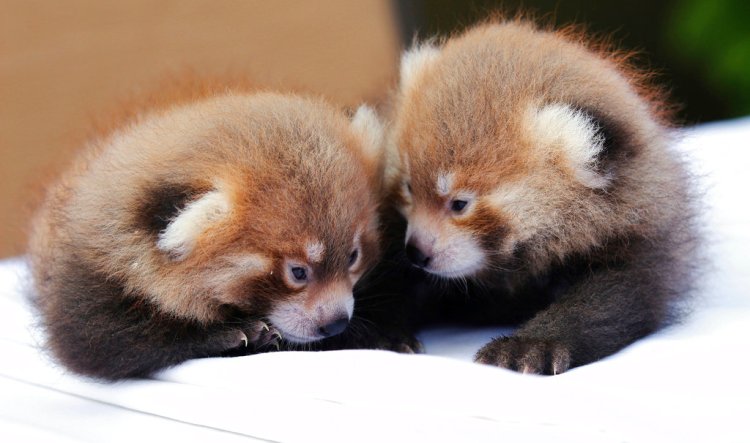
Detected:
left=264, top=331, right=283, bottom=351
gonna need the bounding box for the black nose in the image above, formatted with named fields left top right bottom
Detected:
left=318, top=317, right=349, bottom=338
left=406, top=242, right=431, bottom=268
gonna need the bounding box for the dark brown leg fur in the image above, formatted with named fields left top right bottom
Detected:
left=475, top=231, right=694, bottom=375
left=34, top=255, right=276, bottom=380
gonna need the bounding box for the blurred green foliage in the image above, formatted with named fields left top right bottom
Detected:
left=397, top=0, right=750, bottom=122
left=669, top=0, right=750, bottom=116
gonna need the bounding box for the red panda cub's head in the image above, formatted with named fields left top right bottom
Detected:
left=83, top=94, right=384, bottom=343
left=390, top=22, right=670, bottom=278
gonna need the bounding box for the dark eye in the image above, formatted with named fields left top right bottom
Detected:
left=348, top=249, right=359, bottom=267
left=405, top=182, right=412, bottom=193
left=291, top=266, right=307, bottom=282
left=450, top=199, right=468, bottom=213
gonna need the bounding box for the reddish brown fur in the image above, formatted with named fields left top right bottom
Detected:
left=381, top=19, right=699, bottom=374
left=27, top=78, right=384, bottom=379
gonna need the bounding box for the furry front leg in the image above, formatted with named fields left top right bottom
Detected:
left=36, top=263, right=279, bottom=380
left=475, top=248, right=684, bottom=375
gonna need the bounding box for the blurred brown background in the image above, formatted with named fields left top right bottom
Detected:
left=3, top=0, right=747, bottom=258
left=0, top=0, right=401, bottom=258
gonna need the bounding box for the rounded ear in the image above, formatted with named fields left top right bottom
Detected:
left=525, top=103, right=615, bottom=189
left=399, top=43, right=441, bottom=93
left=350, top=104, right=385, bottom=165
left=156, top=189, right=230, bottom=260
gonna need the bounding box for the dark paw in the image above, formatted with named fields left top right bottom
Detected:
left=474, top=337, right=571, bottom=375
left=221, top=321, right=283, bottom=355
left=246, top=320, right=283, bottom=351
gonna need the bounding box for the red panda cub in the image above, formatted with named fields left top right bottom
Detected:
left=28, top=89, right=385, bottom=380
left=389, top=21, right=698, bottom=374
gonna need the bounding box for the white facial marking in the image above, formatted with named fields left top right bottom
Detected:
left=204, top=253, right=270, bottom=298
left=436, top=172, right=454, bottom=196
left=488, top=180, right=532, bottom=208
left=268, top=302, right=311, bottom=343
left=400, top=43, right=441, bottom=92
left=350, top=105, right=385, bottom=163
left=157, top=189, right=230, bottom=260
left=434, top=236, right=484, bottom=277
left=268, top=282, right=353, bottom=344
left=408, top=211, right=485, bottom=278
left=525, top=103, right=610, bottom=189
left=223, top=253, right=270, bottom=273
left=306, top=241, right=325, bottom=263
left=487, top=179, right=544, bottom=243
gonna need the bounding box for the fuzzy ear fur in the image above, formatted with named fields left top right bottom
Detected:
left=156, top=189, right=230, bottom=260
left=525, top=103, right=611, bottom=189
left=400, top=43, right=441, bottom=92
left=350, top=104, right=385, bottom=165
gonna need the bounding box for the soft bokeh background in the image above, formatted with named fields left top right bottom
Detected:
left=2, top=0, right=749, bottom=258
left=0, top=0, right=401, bottom=258
left=399, top=0, right=750, bottom=122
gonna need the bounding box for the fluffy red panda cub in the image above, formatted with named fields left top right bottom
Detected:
left=28, top=89, right=385, bottom=380
left=387, top=21, right=698, bottom=374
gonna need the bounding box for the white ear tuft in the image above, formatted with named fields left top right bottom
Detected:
left=400, top=43, right=441, bottom=92
left=157, top=190, right=231, bottom=260
left=351, top=104, right=385, bottom=163
left=526, top=103, right=610, bottom=189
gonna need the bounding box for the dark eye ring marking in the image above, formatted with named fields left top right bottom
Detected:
left=349, top=249, right=359, bottom=267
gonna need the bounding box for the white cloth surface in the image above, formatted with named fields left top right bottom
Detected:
left=1, top=118, right=749, bottom=442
